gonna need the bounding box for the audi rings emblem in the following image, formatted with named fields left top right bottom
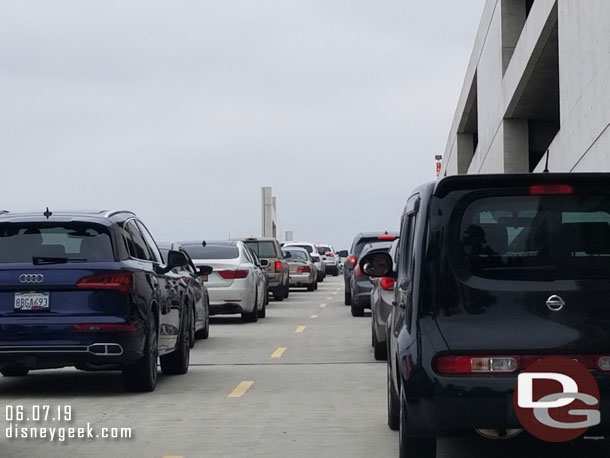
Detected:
left=19, top=274, right=44, bottom=283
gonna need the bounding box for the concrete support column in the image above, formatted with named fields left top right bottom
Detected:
left=503, top=118, right=529, bottom=172
left=261, top=187, right=277, bottom=238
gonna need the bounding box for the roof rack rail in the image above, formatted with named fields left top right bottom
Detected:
left=0, top=210, right=8, bottom=215
left=103, top=209, right=136, bottom=218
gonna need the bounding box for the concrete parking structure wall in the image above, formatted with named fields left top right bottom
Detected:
left=441, top=0, right=610, bottom=176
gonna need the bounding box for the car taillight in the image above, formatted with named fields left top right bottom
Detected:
left=327, top=253, right=335, bottom=257
left=348, top=256, right=357, bottom=266
left=218, top=270, right=249, bottom=279
left=297, top=266, right=311, bottom=273
left=378, top=235, right=397, bottom=241
left=354, top=265, right=363, bottom=277
left=76, top=272, right=133, bottom=293
left=379, top=277, right=395, bottom=290
left=275, top=261, right=282, bottom=271
left=529, top=184, right=573, bottom=195
left=73, top=323, right=137, bottom=332
left=435, top=356, right=519, bottom=375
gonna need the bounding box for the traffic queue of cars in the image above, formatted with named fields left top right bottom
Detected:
left=0, top=209, right=341, bottom=393
left=347, top=173, right=610, bottom=457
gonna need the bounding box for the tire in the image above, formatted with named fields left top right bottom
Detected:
left=189, top=304, right=196, bottom=348
left=242, top=292, right=259, bottom=323
left=258, top=299, right=266, bottom=318
left=195, top=304, right=210, bottom=340
left=332, top=269, right=339, bottom=277
left=344, top=291, right=352, bottom=305
left=314, top=281, right=318, bottom=290
left=273, top=287, right=284, bottom=302
left=283, top=282, right=290, bottom=298
left=160, top=307, right=191, bottom=376
left=388, top=362, right=400, bottom=431
left=351, top=305, right=365, bottom=317
left=307, top=282, right=315, bottom=292
left=1, top=367, right=29, bottom=377
left=399, top=385, right=436, bottom=458
left=123, top=314, right=158, bottom=392
left=373, top=332, right=387, bottom=361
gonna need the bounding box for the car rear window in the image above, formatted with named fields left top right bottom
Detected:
left=0, top=223, right=114, bottom=263
left=284, top=250, right=307, bottom=261
left=317, top=246, right=331, bottom=254
left=289, top=244, right=313, bottom=253
left=353, top=237, right=391, bottom=257
left=182, top=244, right=239, bottom=260
left=453, top=194, right=610, bottom=280
left=243, top=241, right=278, bottom=258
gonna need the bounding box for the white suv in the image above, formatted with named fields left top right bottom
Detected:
left=316, top=244, right=340, bottom=276
left=282, top=241, right=326, bottom=282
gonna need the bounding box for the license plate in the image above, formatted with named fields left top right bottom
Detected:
left=14, top=292, right=50, bottom=311
left=200, top=275, right=208, bottom=282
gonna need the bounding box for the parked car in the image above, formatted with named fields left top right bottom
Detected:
left=342, top=232, right=398, bottom=309
left=282, top=241, right=326, bottom=282
left=0, top=209, right=193, bottom=392
left=369, top=238, right=399, bottom=360
left=158, top=242, right=212, bottom=347
left=316, top=244, right=340, bottom=276
left=282, top=246, right=317, bottom=291
left=237, top=237, right=290, bottom=301
left=360, top=173, right=610, bottom=457
left=181, top=240, right=268, bottom=323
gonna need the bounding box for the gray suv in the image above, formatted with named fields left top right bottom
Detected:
left=238, top=237, right=290, bottom=301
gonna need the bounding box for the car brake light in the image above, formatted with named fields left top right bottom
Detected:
left=218, top=270, right=249, bottom=279
left=297, top=266, right=311, bottom=273
left=275, top=261, right=282, bottom=271
left=435, top=356, right=519, bottom=375
left=348, top=256, right=357, bottom=266
left=327, top=253, right=335, bottom=258
left=73, top=323, right=137, bottom=332
left=76, top=272, right=133, bottom=293
left=378, top=235, right=397, bottom=240
left=379, top=277, right=395, bottom=290
left=529, top=184, right=573, bottom=195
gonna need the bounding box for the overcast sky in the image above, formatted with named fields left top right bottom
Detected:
left=0, top=0, right=485, bottom=249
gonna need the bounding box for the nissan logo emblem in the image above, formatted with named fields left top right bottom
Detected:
left=546, top=295, right=565, bottom=312
left=19, top=274, right=44, bottom=284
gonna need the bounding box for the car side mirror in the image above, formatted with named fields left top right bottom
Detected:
left=167, top=250, right=189, bottom=269
left=260, top=259, right=269, bottom=268
left=359, top=252, right=395, bottom=278
left=337, top=250, right=348, bottom=257
left=198, top=265, right=213, bottom=276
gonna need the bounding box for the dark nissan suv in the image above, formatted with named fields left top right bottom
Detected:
left=0, top=209, right=194, bottom=392
left=360, top=174, right=610, bottom=457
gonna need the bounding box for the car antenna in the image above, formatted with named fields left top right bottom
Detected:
left=43, top=207, right=52, bottom=219
left=543, top=149, right=550, bottom=173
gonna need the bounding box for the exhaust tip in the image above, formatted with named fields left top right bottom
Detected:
left=88, top=343, right=123, bottom=356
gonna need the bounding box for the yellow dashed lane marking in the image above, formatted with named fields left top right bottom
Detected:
left=271, top=347, right=287, bottom=359
left=332, top=292, right=338, bottom=295
left=310, top=314, right=319, bottom=319
left=320, top=303, right=327, bottom=308
left=162, top=456, right=184, bottom=458
left=228, top=381, right=254, bottom=398
left=295, top=326, right=306, bottom=333
left=326, top=296, right=333, bottom=300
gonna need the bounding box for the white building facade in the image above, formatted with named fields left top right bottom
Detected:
left=441, top=0, right=610, bottom=176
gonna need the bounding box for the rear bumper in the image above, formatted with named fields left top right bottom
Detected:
left=372, top=297, right=392, bottom=343
left=0, top=320, right=146, bottom=370
left=208, top=286, right=254, bottom=314
left=405, top=371, right=610, bottom=436
left=289, top=273, right=314, bottom=286
left=352, top=278, right=373, bottom=307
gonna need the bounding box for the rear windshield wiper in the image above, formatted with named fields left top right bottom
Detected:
left=33, top=257, right=87, bottom=265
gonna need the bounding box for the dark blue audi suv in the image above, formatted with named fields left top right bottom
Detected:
left=0, top=209, right=193, bottom=392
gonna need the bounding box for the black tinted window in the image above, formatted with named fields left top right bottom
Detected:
left=124, top=221, right=152, bottom=261
left=0, top=223, right=114, bottom=263
left=317, top=246, right=331, bottom=254
left=243, top=241, right=278, bottom=258
left=289, top=244, right=313, bottom=253
left=454, top=195, right=610, bottom=279
left=182, top=245, right=239, bottom=260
